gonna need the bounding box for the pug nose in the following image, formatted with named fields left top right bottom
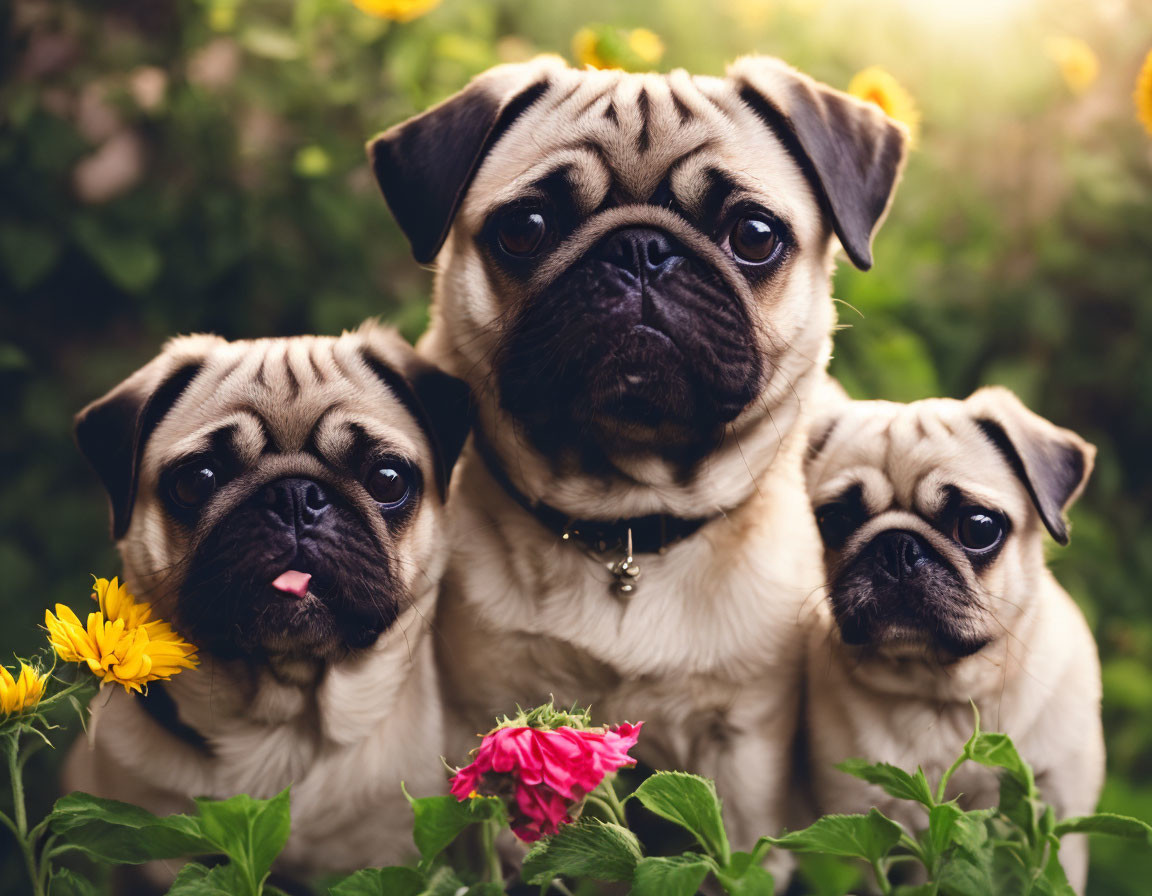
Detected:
left=871, top=530, right=927, bottom=581
left=596, top=228, right=684, bottom=276
left=260, top=478, right=331, bottom=529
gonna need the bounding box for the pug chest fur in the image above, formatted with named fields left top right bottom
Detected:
left=64, top=325, right=471, bottom=881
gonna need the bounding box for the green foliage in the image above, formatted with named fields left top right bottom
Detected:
left=630, top=771, right=731, bottom=865
left=521, top=819, right=642, bottom=884
left=46, top=789, right=292, bottom=896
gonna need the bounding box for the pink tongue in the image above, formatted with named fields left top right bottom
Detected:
left=271, top=570, right=312, bottom=598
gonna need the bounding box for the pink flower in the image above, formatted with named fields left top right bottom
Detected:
left=450, top=721, right=642, bottom=842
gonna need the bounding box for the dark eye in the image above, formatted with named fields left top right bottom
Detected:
left=169, top=464, right=219, bottom=509
left=815, top=503, right=858, bottom=549
left=956, top=508, right=1006, bottom=553
left=730, top=215, right=781, bottom=263
left=366, top=464, right=411, bottom=508
left=497, top=210, right=548, bottom=257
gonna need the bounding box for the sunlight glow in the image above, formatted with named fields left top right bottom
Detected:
left=893, top=0, right=1037, bottom=28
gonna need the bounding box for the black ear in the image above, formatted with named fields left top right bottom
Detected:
left=75, top=342, right=213, bottom=539
left=406, top=364, right=474, bottom=488
left=357, top=331, right=473, bottom=499
left=366, top=59, right=560, bottom=264
left=730, top=56, right=909, bottom=271
left=966, top=387, right=1096, bottom=545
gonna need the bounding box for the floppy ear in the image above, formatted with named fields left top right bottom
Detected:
left=75, top=336, right=219, bottom=540
left=729, top=56, right=909, bottom=271
left=966, top=387, right=1096, bottom=545
left=366, top=57, right=564, bottom=264
left=357, top=326, right=474, bottom=499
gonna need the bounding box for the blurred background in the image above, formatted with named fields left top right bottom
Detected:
left=1, top=0, right=1150, bottom=892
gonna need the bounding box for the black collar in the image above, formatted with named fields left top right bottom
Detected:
left=475, top=436, right=719, bottom=556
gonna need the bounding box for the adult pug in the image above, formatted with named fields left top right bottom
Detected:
left=65, top=324, right=470, bottom=882
left=368, top=55, right=908, bottom=850
left=804, top=388, right=1103, bottom=891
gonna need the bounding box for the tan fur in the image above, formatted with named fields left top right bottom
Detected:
left=405, top=56, right=906, bottom=864
left=65, top=324, right=450, bottom=881
left=803, top=389, right=1104, bottom=891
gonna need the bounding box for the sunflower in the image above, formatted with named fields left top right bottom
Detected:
left=627, top=29, right=665, bottom=67
left=1137, top=48, right=1152, bottom=137
left=349, top=0, right=439, bottom=23
left=0, top=662, right=47, bottom=715
left=573, top=26, right=665, bottom=71
left=46, top=578, right=198, bottom=694
left=847, top=66, right=920, bottom=146
left=1045, top=36, right=1099, bottom=94
left=573, top=27, right=610, bottom=70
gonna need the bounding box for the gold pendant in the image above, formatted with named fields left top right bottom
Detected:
left=608, top=527, right=642, bottom=595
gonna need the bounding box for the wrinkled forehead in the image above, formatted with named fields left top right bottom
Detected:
left=144, top=338, right=427, bottom=469
left=463, top=68, right=820, bottom=234
left=810, top=400, right=1028, bottom=516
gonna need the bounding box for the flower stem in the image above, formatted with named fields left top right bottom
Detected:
left=600, top=777, right=628, bottom=825
left=481, top=818, right=502, bottom=885
left=5, top=733, right=45, bottom=896
left=871, top=856, right=893, bottom=896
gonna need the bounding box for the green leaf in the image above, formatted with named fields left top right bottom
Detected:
left=165, top=861, right=249, bottom=895
left=72, top=218, right=161, bottom=293
left=630, top=854, right=714, bottom=896
left=194, top=789, right=291, bottom=881
left=1032, top=848, right=1076, bottom=896
left=47, top=792, right=211, bottom=864
left=462, top=884, right=505, bottom=896
left=48, top=867, right=99, bottom=896
left=328, top=867, right=425, bottom=896
left=966, top=732, right=1035, bottom=795
left=1053, top=813, right=1152, bottom=841
left=795, top=853, right=864, bottom=896
left=927, top=802, right=964, bottom=861
left=420, top=866, right=467, bottom=896
left=937, top=851, right=994, bottom=896
left=0, top=222, right=59, bottom=289
left=837, top=759, right=935, bottom=807
left=407, top=794, right=504, bottom=865
left=521, top=818, right=642, bottom=885
left=719, top=852, right=775, bottom=896
left=631, top=771, right=731, bottom=865
left=766, top=810, right=903, bottom=864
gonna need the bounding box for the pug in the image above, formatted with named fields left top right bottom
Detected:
left=804, top=387, right=1104, bottom=891
left=64, top=323, right=471, bottom=882
left=367, top=54, right=908, bottom=855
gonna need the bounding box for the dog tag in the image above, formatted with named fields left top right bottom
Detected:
left=608, top=528, right=641, bottom=595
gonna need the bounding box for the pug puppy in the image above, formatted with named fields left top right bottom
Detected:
left=64, top=323, right=470, bottom=882
left=367, top=55, right=908, bottom=854
left=804, top=387, right=1104, bottom=891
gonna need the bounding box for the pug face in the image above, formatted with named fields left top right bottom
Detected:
left=805, top=388, right=1094, bottom=660
left=370, top=56, right=907, bottom=487
left=74, top=325, right=470, bottom=661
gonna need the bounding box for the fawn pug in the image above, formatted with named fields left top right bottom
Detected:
left=65, top=324, right=470, bottom=882
left=804, top=387, right=1104, bottom=890
left=368, top=54, right=908, bottom=852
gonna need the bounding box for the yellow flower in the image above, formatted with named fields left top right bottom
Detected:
left=627, top=29, right=665, bottom=66
left=848, top=66, right=920, bottom=146
left=573, top=26, right=665, bottom=72
left=573, top=27, right=609, bottom=70
left=0, top=662, right=47, bottom=715
left=1137, top=48, right=1152, bottom=137
left=46, top=578, right=198, bottom=694
left=1045, top=36, right=1099, bottom=94
left=349, top=0, right=439, bottom=23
